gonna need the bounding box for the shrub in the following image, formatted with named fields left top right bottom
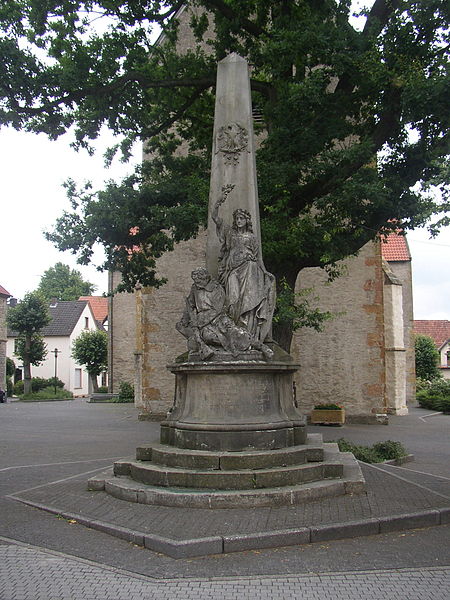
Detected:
left=46, top=377, right=65, bottom=389
left=313, top=403, right=342, bottom=410
left=19, top=387, right=73, bottom=401
left=372, top=440, right=407, bottom=460
left=416, top=379, right=450, bottom=413
left=14, top=377, right=65, bottom=395
left=118, top=381, right=134, bottom=401
left=98, top=386, right=108, bottom=393
left=14, top=380, right=24, bottom=395
left=336, top=438, right=408, bottom=463
left=6, top=357, right=15, bottom=378
left=6, top=377, right=13, bottom=397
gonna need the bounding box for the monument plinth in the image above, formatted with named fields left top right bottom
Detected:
left=89, top=54, right=365, bottom=508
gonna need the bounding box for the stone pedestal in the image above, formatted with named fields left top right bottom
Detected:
left=161, top=349, right=305, bottom=451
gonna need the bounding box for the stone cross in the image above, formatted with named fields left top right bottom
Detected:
left=206, top=53, right=262, bottom=277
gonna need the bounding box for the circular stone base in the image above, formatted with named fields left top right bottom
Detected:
left=160, top=423, right=306, bottom=451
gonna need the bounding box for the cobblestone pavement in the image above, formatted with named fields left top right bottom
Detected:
left=0, top=540, right=449, bottom=600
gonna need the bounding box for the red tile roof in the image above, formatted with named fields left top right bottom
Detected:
left=381, top=233, right=411, bottom=261
left=0, top=285, right=11, bottom=297
left=413, top=320, right=450, bottom=349
left=78, top=296, right=108, bottom=324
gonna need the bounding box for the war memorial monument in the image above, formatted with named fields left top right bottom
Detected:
left=89, top=54, right=365, bottom=508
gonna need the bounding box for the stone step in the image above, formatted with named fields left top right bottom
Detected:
left=136, top=442, right=325, bottom=471
left=114, top=458, right=344, bottom=490
left=88, top=455, right=365, bottom=508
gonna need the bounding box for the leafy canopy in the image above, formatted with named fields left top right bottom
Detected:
left=72, top=329, right=108, bottom=376
left=36, top=262, right=96, bottom=301
left=2, top=0, right=449, bottom=292
left=6, top=293, right=51, bottom=372
left=415, top=333, right=442, bottom=381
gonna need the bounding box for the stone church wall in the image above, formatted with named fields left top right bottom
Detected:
left=292, top=242, right=386, bottom=422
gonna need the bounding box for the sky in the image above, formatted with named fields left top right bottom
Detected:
left=1, top=126, right=449, bottom=320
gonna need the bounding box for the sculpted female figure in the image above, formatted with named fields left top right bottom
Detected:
left=211, top=186, right=275, bottom=349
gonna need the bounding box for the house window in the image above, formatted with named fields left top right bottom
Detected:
left=74, top=368, right=82, bottom=388
left=85, top=317, right=89, bottom=329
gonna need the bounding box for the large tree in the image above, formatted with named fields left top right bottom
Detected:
left=2, top=1, right=449, bottom=348
left=71, top=329, right=108, bottom=393
left=6, top=293, right=51, bottom=394
left=36, top=262, right=96, bottom=302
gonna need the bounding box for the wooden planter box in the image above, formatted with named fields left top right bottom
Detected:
left=310, top=408, right=345, bottom=425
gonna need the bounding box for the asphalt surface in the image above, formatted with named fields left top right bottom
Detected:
left=0, top=397, right=449, bottom=599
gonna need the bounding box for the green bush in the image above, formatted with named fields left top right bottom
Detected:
left=98, top=386, right=108, bottom=393
left=372, top=440, right=408, bottom=460
left=6, top=377, right=13, bottom=397
left=19, top=386, right=73, bottom=401
left=118, top=381, right=134, bottom=401
left=313, top=403, right=342, bottom=410
left=6, top=357, right=15, bottom=378
left=336, top=438, right=408, bottom=463
left=14, top=377, right=65, bottom=395
left=14, top=380, right=24, bottom=395
left=416, top=379, right=450, bottom=413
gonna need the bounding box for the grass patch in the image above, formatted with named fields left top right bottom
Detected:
left=336, top=438, right=408, bottom=463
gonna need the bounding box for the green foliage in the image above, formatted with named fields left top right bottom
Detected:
left=19, top=387, right=73, bottom=401
left=6, top=357, right=15, bottom=378
left=7, top=292, right=51, bottom=393
left=7, top=292, right=51, bottom=337
left=36, top=262, right=95, bottom=301
left=6, top=377, right=13, bottom=396
left=14, top=334, right=47, bottom=366
left=13, top=380, right=23, bottom=395
left=274, top=278, right=334, bottom=333
left=72, top=330, right=108, bottom=377
left=98, top=386, right=108, bottom=393
left=0, top=0, right=447, bottom=305
left=314, top=403, right=343, bottom=410
left=336, top=439, right=408, bottom=463
left=13, top=377, right=65, bottom=395
left=415, top=334, right=441, bottom=381
left=118, top=381, right=134, bottom=401
left=416, top=378, right=450, bottom=413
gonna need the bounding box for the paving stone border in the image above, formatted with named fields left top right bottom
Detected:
left=10, top=495, right=450, bottom=559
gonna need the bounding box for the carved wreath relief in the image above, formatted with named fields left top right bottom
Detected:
left=216, top=122, right=249, bottom=165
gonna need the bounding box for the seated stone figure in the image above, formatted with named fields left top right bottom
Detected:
left=176, top=267, right=270, bottom=360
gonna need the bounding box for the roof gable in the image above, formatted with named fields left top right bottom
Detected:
left=0, top=285, right=11, bottom=297
left=43, top=301, right=89, bottom=336
left=414, top=320, right=450, bottom=349
left=78, top=296, right=108, bottom=324
left=381, top=233, right=411, bottom=261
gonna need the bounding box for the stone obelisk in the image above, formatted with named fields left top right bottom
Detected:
left=89, top=55, right=365, bottom=509
left=206, top=53, right=263, bottom=276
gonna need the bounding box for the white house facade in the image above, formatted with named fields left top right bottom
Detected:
left=7, top=300, right=103, bottom=396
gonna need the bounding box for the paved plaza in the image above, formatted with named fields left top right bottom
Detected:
left=0, top=398, right=449, bottom=599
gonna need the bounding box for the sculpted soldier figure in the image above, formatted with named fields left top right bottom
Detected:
left=176, top=267, right=257, bottom=359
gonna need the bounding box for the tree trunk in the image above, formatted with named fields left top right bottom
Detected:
left=272, top=317, right=295, bottom=353
left=271, top=269, right=298, bottom=353
left=23, top=335, right=32, bottom=395
left=90, top=373, right=99, bottom=393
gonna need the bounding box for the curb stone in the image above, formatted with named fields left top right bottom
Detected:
left=9, top=494, right=450, bottom=559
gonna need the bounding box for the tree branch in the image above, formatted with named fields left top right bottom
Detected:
left=142, top=84, right=210, bottom=141
left=6, top=72, right=216, bottom=117
left=362, top=0, right=402, bottom=40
